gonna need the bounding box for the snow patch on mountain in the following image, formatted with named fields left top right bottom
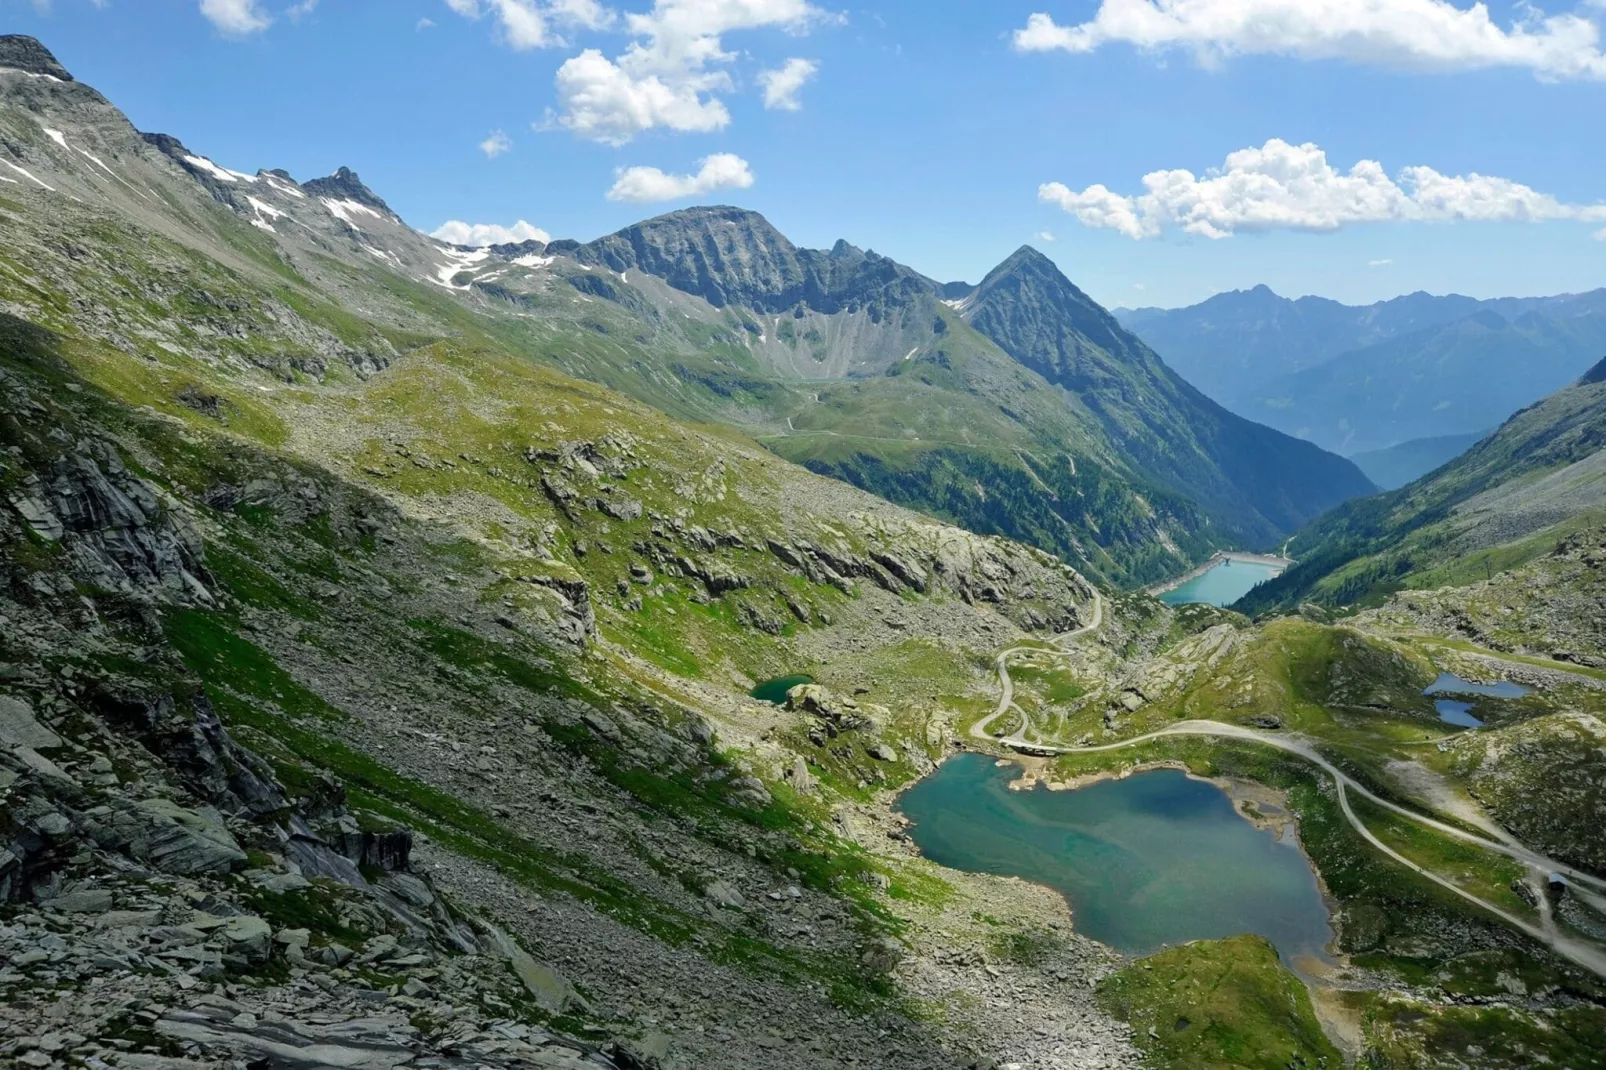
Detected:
left=184, top=155, right=258, bottom=184
left=322, top=198, right=383, bottom=230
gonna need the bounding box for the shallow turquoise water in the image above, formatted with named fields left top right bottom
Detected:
left=1159, top=559, right=1282, bottom=607
left=897, top=754, right=1334, bottom=963
left=750, top=674, right=813, bottom=704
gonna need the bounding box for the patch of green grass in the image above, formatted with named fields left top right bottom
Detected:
left=1098, top=934, right=1342, bottom=1070
left=408, top=618, right=601, bottom=705
left=1348, top=794, right=1534, bottom=919
left=164, top=607, right=342, bottom=722
left=1362, top=993, right=1606, bottom=1069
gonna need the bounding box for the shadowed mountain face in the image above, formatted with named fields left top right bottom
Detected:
left=1119, top=286, right=1606, bottom=457
left=961, top=248, right=1377, bottom=535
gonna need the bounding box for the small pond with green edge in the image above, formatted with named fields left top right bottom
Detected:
left=750, top=674, right=813, bottom=705
left=897, top=754, right=1335, bottom=965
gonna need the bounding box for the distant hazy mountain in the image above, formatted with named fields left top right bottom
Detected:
left=1350, top=431, right=1490, bottom=490
left=1241, top=356, right=1606, bottom=611
left=1118, top=287, right=1606, bottom=456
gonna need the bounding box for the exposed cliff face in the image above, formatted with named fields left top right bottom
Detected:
left=573, top=206, right=941, bottom=316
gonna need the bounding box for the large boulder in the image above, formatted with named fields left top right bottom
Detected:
left=131, top=799, right=247, bottom=875
left=0, top=696, right=61, bottom=750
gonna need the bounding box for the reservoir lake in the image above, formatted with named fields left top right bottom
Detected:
left=897, top=754, right=1334, bottom=965
left=1160, top=558, right=1282, bottom=607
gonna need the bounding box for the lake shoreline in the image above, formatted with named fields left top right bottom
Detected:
left=898, top=740, right=1356, bottom=1056
left=1146, top=550, right=1294, bottom=599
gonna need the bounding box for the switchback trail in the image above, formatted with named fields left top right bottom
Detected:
left=967, top=588, right=1606, bottom=978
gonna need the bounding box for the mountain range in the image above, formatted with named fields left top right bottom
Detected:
left=1118, top=285, right=1606, bottom=463
left=0, top=47, right=1373, bottom=587
left=5, top=36, right=1606, bottom=1070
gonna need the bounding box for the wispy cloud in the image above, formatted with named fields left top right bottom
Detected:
left=1369, top=258, right=1394, bottom=267
left=445, top=0, right=614, bottom=51
left=480, top=130, right=513, bottom=158
left=199, top=0, right=272, bottom=36
left=552, top=0, right=832, bottom=144
left=758, top=57, right=819, bottom=110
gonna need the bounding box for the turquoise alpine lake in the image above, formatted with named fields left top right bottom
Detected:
left=1159, top=558, right=1282, bottom=607
left=897, top=754, right=1334, bottom=965
left=750, top=675, right=813, bottom=704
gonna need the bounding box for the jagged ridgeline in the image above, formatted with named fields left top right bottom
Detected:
left=553, top=212, right=1376, bottom=585
left=0, top=26, right=1369, bottom=590
left=0, top=36, right=1155, bottom=1069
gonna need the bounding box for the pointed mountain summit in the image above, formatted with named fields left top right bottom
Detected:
left=968, top=245, right=1159, bottom=391
left=961, top=246, right=1377, bottom=535
left=301, top=166, right=398, bottom=217
left=0, top=35, right=74, bottom=81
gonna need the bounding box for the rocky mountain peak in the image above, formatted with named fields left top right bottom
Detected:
left=301, top=166, right=395, bottom=216
left=576, top=204, right=806, bottom=310
left=488, top=237, right=549, bottom=258
left=989, top=244, right=1056, bottom=276
left=0, top=35, right=74, bottom=81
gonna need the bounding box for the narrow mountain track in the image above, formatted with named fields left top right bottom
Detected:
left=969, top=587, right=1606, bottom=978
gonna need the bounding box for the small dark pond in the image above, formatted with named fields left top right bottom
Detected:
left=1423, top=672, right=1533, bottom=728
left=751, top=675, right=813, bottom=704
left=897, top=753, right=1334, bottom=965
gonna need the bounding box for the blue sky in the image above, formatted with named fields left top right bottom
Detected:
left=8, top=0, right=1605, bottom=308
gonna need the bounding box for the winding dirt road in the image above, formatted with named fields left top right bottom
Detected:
left=969, top=587, right=1606, bottom=977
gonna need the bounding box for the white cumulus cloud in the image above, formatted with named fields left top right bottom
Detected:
left=554, top=0, right=828, bottom=144
left=431, top=219, right=553, bottom=246
left=445, top=0, right=612, bottom=51
left=200, top=0, right=272, bottom=36
left=1040, top=138, right=1606, bottom=240
left=758, top=57, right=819, bottom=109
left=1014, top=0, right=1606, bottom=82
left=480, top=130, right=514, bottom=158
left=606, top=152, right=755, bottom=202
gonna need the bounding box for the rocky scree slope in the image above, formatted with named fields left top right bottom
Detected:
left=0, top=354, right=660, bottom=1069
left=0, top=38, right=1138, bottom=1070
